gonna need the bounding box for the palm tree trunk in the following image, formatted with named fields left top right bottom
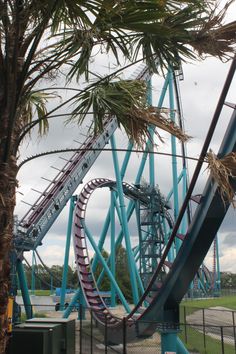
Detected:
left=0, top=156, right=17, bottom=353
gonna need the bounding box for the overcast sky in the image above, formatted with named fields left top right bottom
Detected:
left=14, top=52, right=236, bottom=282
left=11, top=0, right=236, bottom=282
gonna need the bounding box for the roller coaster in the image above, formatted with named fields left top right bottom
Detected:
left=13, top=57, right=236, bottom=353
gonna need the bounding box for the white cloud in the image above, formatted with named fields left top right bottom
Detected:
left=16, top=55, right=236, bottom=275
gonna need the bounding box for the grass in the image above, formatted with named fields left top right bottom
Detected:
left=179, top=296, right=236, bottom=353
left=181, top=295, right=236, bottom=310
left=17, top=289, right=53, bottom=296
left=179, top=325, right=235, bottom=354
left=21, top=312, right=47, bottom=323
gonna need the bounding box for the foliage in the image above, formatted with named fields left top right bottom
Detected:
left=0, top=0, right=236, bottom=351
left=23, top=263, right=79, bottom=290
left=221, top=272, right=236, bottom=290
left=71, top=78, right=190, bottom=146
left=115, top=245, right=133, bottom=302
left=0, top=0, right=235, bottom=157
left=206, top=150, right=236, bottom=207
left=93, top=246, right=133, bottom=302
left=93, top=249, right=111, bottom=292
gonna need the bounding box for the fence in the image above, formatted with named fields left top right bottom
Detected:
left=16, top=303, right=236, bottom=353
left=180, top=306, right=236, bottom=354
left=77, top=306, right=164, bottom=354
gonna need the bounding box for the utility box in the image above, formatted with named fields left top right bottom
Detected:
left=26, top=317, right=75, bottom=354
left=8, top=323, right=62, bottom=354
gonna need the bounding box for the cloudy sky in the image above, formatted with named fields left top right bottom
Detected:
left=14, top=0, right=236, bottom=285
left=15, top=54, right=236, bottom=280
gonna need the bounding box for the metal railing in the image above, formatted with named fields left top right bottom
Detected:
left=16, top=303, right=236, bottom=353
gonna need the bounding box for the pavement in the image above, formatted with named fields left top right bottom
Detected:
left=186, top=306, right=236, bottom=344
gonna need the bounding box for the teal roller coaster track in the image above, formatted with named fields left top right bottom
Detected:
left=13, top=56, right=236, bottom=353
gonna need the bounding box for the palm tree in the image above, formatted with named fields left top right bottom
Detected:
left=0, top=0, right=235, bottom=351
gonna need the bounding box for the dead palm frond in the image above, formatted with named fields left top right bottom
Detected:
left=70, top=78, right=189, bottom=146
left=206, top=150, right=236, bottom=207
left=189, top=1, right=236, bottom=59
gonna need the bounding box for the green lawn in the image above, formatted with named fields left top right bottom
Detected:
left=18, top=289, right=53, bottom=296
left=181, top=295, right=236, bottom=310
left=179, top=325, right=235, bottom=354
left=179, top=296, right=236, bottom=353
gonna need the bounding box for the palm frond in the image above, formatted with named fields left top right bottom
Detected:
left=47, top=0, right=236, bottom=80
left=70, top=79, right=189, bottom=146
left=20, top=91, right=59, bottom=136
left=206, top=150, right=236, bottom=207
left=189, top=1, right=236, bottom=59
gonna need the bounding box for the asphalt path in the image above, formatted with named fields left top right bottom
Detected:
left=186, top=306, right=236, bottom=344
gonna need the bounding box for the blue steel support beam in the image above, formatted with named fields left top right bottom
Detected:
left=110, top=135, right=139, bottom=305
left=60, top=196, right=76, bottom=310
left=31, top=251, right=36, bottom=295
left=96, top=74, right=170, bottom=289
left=82, top=220, right=131, bottom=313
left=17, top=259, right=32, bottom=319
left=111, top=193, right=145, bottom=296
left=142, top=108, right=236, bottom=323
left=215, top=234, right=221, bottom=292
left=166, top=170, right=184, bottom=202
left=91, top=141, right=134, bottom=272
left=165, top=108, right=236, bottom=305
left=63, top=288, right=81, bottom=318
left=180, top=168, right=188, bottom=235
left=169, top=71, right=180, bottom=252
left=160, top=330, right=178, bottom=353
left=110, top=191, right=116, bottom=307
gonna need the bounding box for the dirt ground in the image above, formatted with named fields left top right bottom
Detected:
left=45, top=308, right=162, bottom=353
left=44, top=307, right=203, bottom=353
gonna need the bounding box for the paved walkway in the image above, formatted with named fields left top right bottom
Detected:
left=186, top=306, right=236, bottom=345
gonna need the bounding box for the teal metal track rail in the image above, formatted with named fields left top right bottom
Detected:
left=15, top=63, right=155, bottom=253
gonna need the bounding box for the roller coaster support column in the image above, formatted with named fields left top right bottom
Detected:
left=180, top=168, right=188, bottom=235
left=110, top=135, right=139, bottom=305
left=91, top=141, right=133, bottom=273
left=161, top=331, right=177, bottom=354
left=82, top=220, right=131, bottom=313
left=169, top=71, right=181, bottom=252
left=96, top=74, right=170, bottom=288
left=63, top=288, right=81, bottom=318
left=16, top=259, right=32, bottom=319
left=110, top=191, right=116, bottom=307
left=160, top=330, right=189, bottom=354
left=72, top=141, right=134, bottom=315
left=215, top=234, right=221, bottom=294
left=147, top=78, right=158, bottom=271
left=31, top=251, right=36, bottom=295
left=147, top=78, right=155, bottom=187
left=60, top=196, right=77, bottom=311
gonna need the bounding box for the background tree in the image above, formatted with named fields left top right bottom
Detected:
left=115, top=245, right=133, bottom=302
left=22, top=263, right=78, bottom=291
left=93, top=246, right=133, bottom=302
left=93, top=249, right=111, bottom=291
left=0, top=0, right=236, bottom=351
left=221, top=272, right=236, bottom=289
